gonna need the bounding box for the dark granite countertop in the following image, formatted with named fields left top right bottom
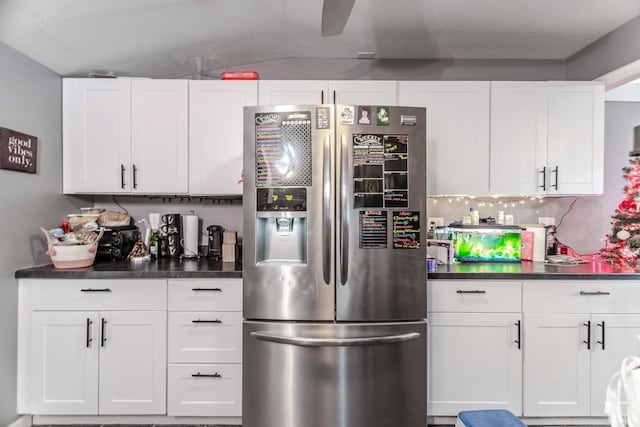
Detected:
left=428, top=260, right=640, bottom=280
left=15, top=258, right=242, bottom=279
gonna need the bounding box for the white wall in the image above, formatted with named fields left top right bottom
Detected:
left=428, top=101, right=640, bottom=256
left=0, top=42, right=84, bottom=426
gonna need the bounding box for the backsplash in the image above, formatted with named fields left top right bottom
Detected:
left=93, top=196, right=244, bottom=246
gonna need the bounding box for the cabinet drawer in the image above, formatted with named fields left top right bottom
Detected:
left=168, top=279, right=242, bottom=311
left=523, top=281, right=640, bottom=313
left=428, top=280, right=521, bottom=312
left=168, top=311, right=242, bottom=363
left=167, top=363, right=241, bottom=417
left=28, top=279, right=167, bottom=311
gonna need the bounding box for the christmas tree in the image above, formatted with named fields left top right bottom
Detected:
left=600, top=158, right=640, bottom=268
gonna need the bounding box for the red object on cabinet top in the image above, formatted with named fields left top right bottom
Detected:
left=221, top=71, right=260, bottom=80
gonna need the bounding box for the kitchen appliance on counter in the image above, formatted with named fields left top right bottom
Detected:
left=206, top=225, right=224, bottom=260
left=243, top=104, right=427, bottom=427
left=181, top=212, right=200, bottom=258
left=95, top=225, right=139, bottom=261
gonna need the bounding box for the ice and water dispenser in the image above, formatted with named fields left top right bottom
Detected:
left=255, top=187, right=307, bottom=265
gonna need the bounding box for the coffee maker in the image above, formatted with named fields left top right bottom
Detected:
left=207, top=225, right=224, bottom=260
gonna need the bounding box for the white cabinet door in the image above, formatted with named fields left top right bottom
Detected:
left=490, top=82, right=547, bottom=195
left=63, top=78, right=131, bottom=194
left=189, top=80, right=257, bottom=195
left=98, top=311, right=167, bottom=414
left=398, top=81, right=490, bottom=196
left=258, top=80, right=328, bottom=105
left=546, top=82, right=604, bottom=195
left=131, top=79, right=188, bottom=194
left=329, top=80, right=398, bottom=105
left=523, top=313, right=591, bottom=417
left=428, top=313, right=522, bottom=416
left=590, top=314, right=640, bottom=416
left=30, top=311, right=99, bottom=415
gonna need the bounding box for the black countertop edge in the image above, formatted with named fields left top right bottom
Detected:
left=428, top=261, right=640, bottom=280
left=15, top=259, right=243, bottom=279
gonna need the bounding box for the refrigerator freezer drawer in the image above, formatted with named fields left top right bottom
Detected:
left=243, top=320, right=427, bottom=427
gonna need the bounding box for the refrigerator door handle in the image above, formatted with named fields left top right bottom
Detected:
left=340, top=132, right=349, bottom=285
left=250, top=331, right=420, bottom=347
left=323, top=133, right=332, bottom=285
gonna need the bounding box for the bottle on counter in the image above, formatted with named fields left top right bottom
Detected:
left=149, top=229, right=159, bottom=258
left=471, top=208, right=480, bottom=225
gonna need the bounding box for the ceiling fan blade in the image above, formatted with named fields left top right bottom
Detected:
left=321, top=0, right=356, bottom=36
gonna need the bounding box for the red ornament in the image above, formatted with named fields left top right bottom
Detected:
left=619, top=199, right=637, bottom=212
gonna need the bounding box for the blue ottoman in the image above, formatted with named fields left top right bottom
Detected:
left=455, top=409, right=527, bottom=427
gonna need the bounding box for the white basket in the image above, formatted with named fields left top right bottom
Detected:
left=42, top=227, right=104, bottom=269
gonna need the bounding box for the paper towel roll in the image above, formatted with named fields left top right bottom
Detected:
left=182, top=214, right=199, bottom=257
left=525, top=226, right=547, bottom=262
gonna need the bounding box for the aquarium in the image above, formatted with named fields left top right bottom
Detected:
left=453, top=228, right=522, bottom=262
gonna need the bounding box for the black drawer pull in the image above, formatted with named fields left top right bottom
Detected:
left=191, top=288, right=222, bottom=292
left=456, top=290, right=486, bottom=294
left=192, top=319, right=222, bottom=324
left=579, top=291, right=610, bottom=296
left=192, top=372, right=222, bottom=378
left=81, top=288, right=112, bottom=292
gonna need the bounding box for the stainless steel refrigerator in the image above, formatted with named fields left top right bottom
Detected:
left=242, top=104, right=426, bottom=427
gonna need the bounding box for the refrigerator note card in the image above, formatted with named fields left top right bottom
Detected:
left=359, top=211, right=388, bottom=249
left=393, top=211, right=420, bottom=249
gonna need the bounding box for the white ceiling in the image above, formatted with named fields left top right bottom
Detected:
left=1, top=0, right=639, bottom=79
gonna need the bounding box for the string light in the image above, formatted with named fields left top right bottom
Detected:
left=427, top=195, right=546, bottom=206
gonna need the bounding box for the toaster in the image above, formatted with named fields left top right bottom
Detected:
left=96, top=225, right=140, bottom=262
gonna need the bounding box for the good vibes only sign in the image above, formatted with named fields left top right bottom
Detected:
left=0, top=127, right=37, bottom=174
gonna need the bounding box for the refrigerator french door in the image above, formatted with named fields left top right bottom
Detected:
left=243, top=104, right=427, bottom=427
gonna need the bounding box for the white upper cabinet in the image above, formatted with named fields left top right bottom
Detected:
left=258, top=80, right=328, bottom=105
left=259, top=80, right=397, bottom=106
left=63, top=78, right=189, bottom=194
left=131, top=79, right=189, bottom=194
left=490, top=81, right=604, bottom=195
left=546, top=82, right=604, bottom=195
left=63, top=78, right=132, bottom=194
left=399, top=81, right=490, bottom=196
left=189, top=80, right=257, bottom=195
left=329, top=80, right=398, bottom=105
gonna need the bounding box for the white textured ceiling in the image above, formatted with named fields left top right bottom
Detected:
left=0, top=0, right=639, bottom=79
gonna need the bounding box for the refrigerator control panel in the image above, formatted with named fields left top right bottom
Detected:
left=256, top=187, right=307, bottom=212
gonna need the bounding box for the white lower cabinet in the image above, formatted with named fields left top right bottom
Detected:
left=429, top=313, right=522, bottom=415
left=522, top=281, right=640, bottom=418
left=167, top=279, right=243, bottom=417
left=23, top=279, right=167, bottom=415
left=428, top=280, right=522, bottom=416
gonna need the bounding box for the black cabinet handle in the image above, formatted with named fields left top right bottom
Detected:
left=456, top=290, right=486, bottom=294
left=579, top=291, right=610, bottom=296
left=539, top=166, right=546, bottom=191
left=101, top=318, right=107, bottom=347
left=192, top=319, right=222, bottom=324
left=86, top=318, right=93, bottom=348
left=597, top=321, right=606, bottom=350
left=191, top=288, right=222, bottom=292
left=133, top=164, right=138, bottom=189
left=583, top=320, right=591, bottom=350
left=120, top=164, right=126, bottom=189
left=321, top=90, right=324, bottom=104
left=80, top=288, right=112, bottom=292
left=552, top=166, right=559, bottom=190
left=514, top=320, right=521, bottom=350
left=333, top=90, right=336, bottom=104
left=192, top=372, right=222, bottom=378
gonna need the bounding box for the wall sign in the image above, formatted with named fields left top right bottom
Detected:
left=0, top=127, right=37, bottom=174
